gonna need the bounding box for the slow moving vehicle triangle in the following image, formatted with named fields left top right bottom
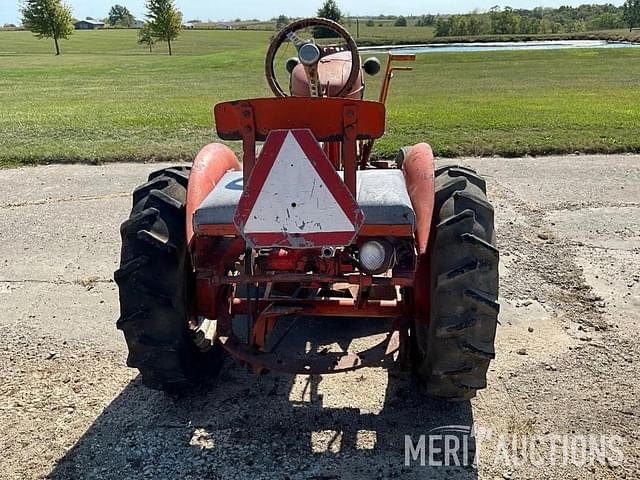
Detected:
left=234, top=129, right=363, bottom=248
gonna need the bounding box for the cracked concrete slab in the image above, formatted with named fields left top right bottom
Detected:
left=0, top=163, right=182, bottom=207
left=464, top=155, right=640, bottom=207
left=1, top=158, right=639, bottom=480
left=547, top=206, right=640, bottom=250
left=0, top=281, right=120, bottom=349
left=576, top=247, right=640, bottom=339
left=1, top=197, right=130, bottom=281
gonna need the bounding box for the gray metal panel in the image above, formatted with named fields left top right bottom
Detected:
left=193, top=171, right=243, bottom=229
left=194, top=169, right=415, bottom=232
left=356, top=170, right=415, bottom=227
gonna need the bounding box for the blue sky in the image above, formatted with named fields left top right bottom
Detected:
left=2, top=1, right=625, bottom=25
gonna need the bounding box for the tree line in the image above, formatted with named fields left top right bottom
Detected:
left=434, top=3, right=640, bottom=37
left=20, top=0, right=182, bottom=55
left=16, top=0, right=640, bottom=56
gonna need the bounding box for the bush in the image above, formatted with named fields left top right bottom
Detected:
left=415, top=15, right=435, bottom=27
left=316, top=0, right=343, bottom=38
left=394, top=16, right=407, bottom=27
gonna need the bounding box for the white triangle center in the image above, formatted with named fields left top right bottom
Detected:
left=244, top=132, right=354, bottom=235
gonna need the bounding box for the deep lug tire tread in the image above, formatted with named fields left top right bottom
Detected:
left=414, top=165, right=499, bottom=401
left=115, top=167, right=222, bottom=392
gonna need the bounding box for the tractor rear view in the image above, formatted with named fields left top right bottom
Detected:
left=115, top=18, right=499, bottom=401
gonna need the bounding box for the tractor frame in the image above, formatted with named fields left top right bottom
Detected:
left=185, top=96, right=434, bottom=374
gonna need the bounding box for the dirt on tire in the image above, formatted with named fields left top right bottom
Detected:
left=115, top=167, right=223, bottom=392
left=414, top=165, right=499, bottom=401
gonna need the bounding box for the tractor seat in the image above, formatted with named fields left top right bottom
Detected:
left=193, top=169, right=416, bottom=234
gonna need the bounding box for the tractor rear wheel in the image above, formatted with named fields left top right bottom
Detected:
left=115, top=167, right=224, bottom=392
left=413, top=165, right=499, bottom=401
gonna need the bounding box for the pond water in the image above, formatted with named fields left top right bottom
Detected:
left=361, top=40, right=640, bottom=55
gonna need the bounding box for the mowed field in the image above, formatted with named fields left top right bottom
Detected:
left=1, top=28, right=640, bottom=166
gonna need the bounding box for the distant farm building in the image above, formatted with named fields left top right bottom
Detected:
left=74, top=20, right=105, bottom=30
left=132, top=19, right=144, bottom=29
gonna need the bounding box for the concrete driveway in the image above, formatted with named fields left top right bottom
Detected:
left=1, top=156, right=639, bottom=479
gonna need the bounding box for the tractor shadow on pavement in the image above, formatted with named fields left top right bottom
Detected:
left=49, top=323, right=478, bottom=479
left=49, top=368, right=477, bottom=479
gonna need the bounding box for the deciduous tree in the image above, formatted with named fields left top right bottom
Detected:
left=21, top=0, right=74, bottom=55
left=415, top=15, right=435, bottom=27
left=394, top=16, right=407, bottom=27
left=145, top=0, right=182, bottom=55
left=275, top=14, right=289, bottom=29
left=317, top=0, right=342, bottom=23
left=108, top=4, right=135, bottom=27
left=316, top=0, right=343, bottom=37
left=623, top=0, right=640, bottom=31
left=138, top=23, right=155, bottom=52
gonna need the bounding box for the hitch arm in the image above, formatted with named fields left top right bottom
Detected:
left=361, top=53, right=416, bottom=166
left=379, top=53, right=416, bottom=104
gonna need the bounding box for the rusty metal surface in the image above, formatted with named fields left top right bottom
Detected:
left=219, top=329, right=400, bottom=375
left=342, top=105, right=358, bottom=195
left=214, top=98, right=385, bottom=142
left=361, top=53, right=416, bottom=164
left=195, top=223, right=414, bottom=237
left=290, top=52, right=364, bottom=99
left=205, top=272, right=414, bottom=287
left=236, top=103, right=256, bottom=186
left=231, top=298, right=405, bottom=318
left=379, top=53, right=416, bottom=104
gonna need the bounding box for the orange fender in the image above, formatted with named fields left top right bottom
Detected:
left=403, top=143, right=435, bottom=325
left=402, top=143, right=435, bottom=255
left=186, top=143, right=241, bottom=244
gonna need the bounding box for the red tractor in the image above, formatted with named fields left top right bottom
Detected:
left=115, top=19, right=499, bottom=401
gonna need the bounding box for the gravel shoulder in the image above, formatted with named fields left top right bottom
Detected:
left=1, top=156, right=639, bottom=479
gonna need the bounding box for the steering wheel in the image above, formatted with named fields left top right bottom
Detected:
left=265, top=18, right=361, bottom=98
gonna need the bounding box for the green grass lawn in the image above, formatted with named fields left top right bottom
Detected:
left=0, top=28, right=272, bottom=55
left=1, top=29, right=640, bottom=167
